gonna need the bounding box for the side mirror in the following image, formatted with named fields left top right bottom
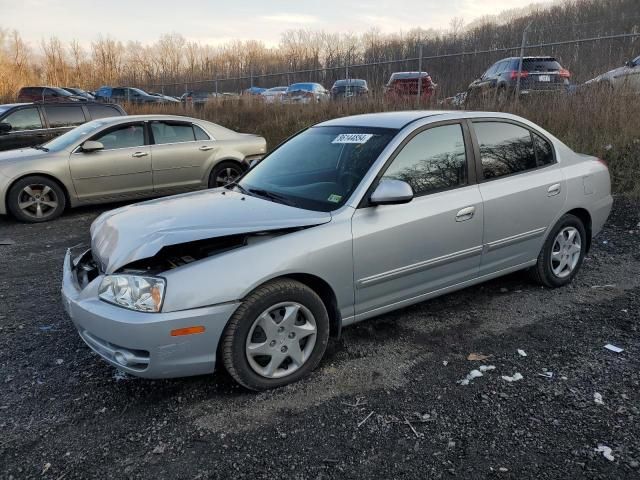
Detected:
left=369, top=179, right=414, bottom=206
left=81, top=140, right=104, bottom=152
left=0, top=122, right=11, bottom=134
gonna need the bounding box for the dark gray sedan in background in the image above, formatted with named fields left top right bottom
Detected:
left=62, top=110, right=612, bottom=390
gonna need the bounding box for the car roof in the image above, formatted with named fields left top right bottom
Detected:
left=315, top=110, right=537, bottom=130
left=0, top=103, right=32, bottom=109
left=315, top=111, right=449, bottom=129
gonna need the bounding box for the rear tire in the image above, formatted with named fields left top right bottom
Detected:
left=7, top=175, right=66, bottom=223
left=208, top=161, right=244, bottom=188
left=530, top=214, right=586, bottom=288
left=221, top=279, right=330, bottom=391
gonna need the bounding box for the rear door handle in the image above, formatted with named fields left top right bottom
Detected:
left=547, top=183, right=561, bottom=196
left=199, top=145, right=215, bottom=151
left=456, top=206, right=476, bottom=222
left=132, top=151, right=148, bottom=158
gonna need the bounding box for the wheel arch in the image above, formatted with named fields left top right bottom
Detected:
left=565, top=207, right=593, bottom=252
left=205, top=156, right=247, bottom=185
left=249, top=273, right=342, bottom=339
left=4, top=172, right=71, bottom=214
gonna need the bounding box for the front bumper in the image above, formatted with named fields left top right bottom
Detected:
left=61, top=248, right=240, bottom=379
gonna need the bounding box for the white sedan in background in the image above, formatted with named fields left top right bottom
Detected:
left=261, top=87, right=288, bottom=104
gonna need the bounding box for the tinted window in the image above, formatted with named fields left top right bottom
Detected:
left=522, top=58, right=562, bottom=71
left=112, top=88, right=125, bottom=96
left=383, top=124, right=467, bottom=195
left=93, top=124, right=145, bottom=150
left=3, top=108, right=43, bottom=131
left=194, top=125, right=210, bottom=140
left=44, top=106, right=85, bottom=128
left=484, top=63, right=498, bottom=77
left=86, top=104, right=121, bottom=120
left=475, top=122, right=537, bottom=179
left=533, top=133, right=554, bottom=166
left=151, top=122, right=195, bottom=144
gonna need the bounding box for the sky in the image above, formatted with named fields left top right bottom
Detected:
left=0, top=0, right=557, bottom=48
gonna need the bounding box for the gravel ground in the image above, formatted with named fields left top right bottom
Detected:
left=0, top=197, right=639, bottom=479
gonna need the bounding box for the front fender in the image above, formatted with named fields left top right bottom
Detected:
left=160, top=217, right=355, bottom=321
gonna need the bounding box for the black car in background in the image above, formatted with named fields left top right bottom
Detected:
left=330, top=79, right=369, bottom=100
left=467, top=56, right=571, bottom=104
left=0, top=102, right=126, bottom=151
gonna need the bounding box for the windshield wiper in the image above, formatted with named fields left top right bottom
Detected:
left=247, top=188, right=296, bottom=207
left=228, top=182, right=249, bottom=195
left=31, top=145, right=49, bottom=152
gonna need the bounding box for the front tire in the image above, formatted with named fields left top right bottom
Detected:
left=530, top=214, right=586, bottom=288
left=221, top=279, right=330, bottom=391
left=7, top=175, right=66, bottom=223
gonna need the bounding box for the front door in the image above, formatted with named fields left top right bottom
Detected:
left=470, top=120, right=567, bottom=275
left=0, top=107, right=47, bottom=151
left=352, top=122, right=484, bottom=316
left=69, top=122, right=153, bottom=200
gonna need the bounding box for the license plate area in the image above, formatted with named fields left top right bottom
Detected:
left=538, top=75, right=551, bottom=82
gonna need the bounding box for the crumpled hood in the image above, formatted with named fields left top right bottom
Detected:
left=91, top=188, right=332, bottom=273
left=0, top=148, right=49, bottom=167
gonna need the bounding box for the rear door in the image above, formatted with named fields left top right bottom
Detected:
left=42, top=105, right=87, bottom=142
left=470, top=119, right=566, bottom=275
left=69, top=121, right=152, bottom=200
left=149, top=120, right=216, bottom=192
left=352, top=121, right=484, bottom=316
left=0, top=106, right=47, bottom=151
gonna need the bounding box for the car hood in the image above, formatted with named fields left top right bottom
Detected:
left=90, top=188, right=332, bottom=274
left=0, top=148, right=50, bottom=167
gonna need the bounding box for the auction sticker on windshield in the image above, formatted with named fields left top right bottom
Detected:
left=327, top=194, right=342, bottom=203
left=332, top=133, right=373, bottom=144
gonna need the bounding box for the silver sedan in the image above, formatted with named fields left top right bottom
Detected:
left=61, top=110, right=612, bottom=390
left=0, top=115, right=266, bottom=222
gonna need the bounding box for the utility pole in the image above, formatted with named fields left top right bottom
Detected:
left=417, top=43, right=423, bottom=104
left=515, top=21, right=533, bottom=99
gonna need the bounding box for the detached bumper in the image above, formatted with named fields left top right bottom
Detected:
left=61, top=249, right=240, bottom=379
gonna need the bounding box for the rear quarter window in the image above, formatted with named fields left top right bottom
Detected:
left=87, top=104, right=122, bottom=120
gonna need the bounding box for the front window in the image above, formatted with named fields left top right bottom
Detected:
left=42, top=119, right=109, bottom=151
left=93, top=123, right=145, bottom=150
left=382, top=124, right=468, bottom=195
left=237, top=126, right=397, bottom=212
left=2, top=108, right=42, bottom=131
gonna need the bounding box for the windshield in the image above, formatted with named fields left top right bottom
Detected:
left=288, top=83, right=314, bottom=92
left=237, top=126, right=398, bottom=212
left=42, top=119, right=109, bottom=152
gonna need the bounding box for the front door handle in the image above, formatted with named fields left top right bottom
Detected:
left=132, top=151, right=148, bottom=158
left=547, top=183, right=561, bottom=196
left=199, top=145, right=215, bottom=151
left=456, top=206, right=476, bottom=222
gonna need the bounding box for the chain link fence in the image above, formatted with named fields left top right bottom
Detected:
left=140, top=31, right=640, bottom=99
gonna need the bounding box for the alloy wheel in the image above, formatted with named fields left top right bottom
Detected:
left=245, top=302, right=318, bottom=379
left=215, top=166, right=242, bottom=186
left=17, top=184, right=59, bottom=220
left=551, top=227, right=582, bottom=278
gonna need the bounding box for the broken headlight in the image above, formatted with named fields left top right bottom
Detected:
left=98, top=275, right=166, bottom=313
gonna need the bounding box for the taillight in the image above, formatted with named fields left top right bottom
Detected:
left=597, top=158, right=608, bottom=168
left=559, top=68, right=571, bottom=79
left=510, top=70, right=529, bottom=80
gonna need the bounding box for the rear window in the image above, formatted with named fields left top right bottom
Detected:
left=87, top=104, right=122, bottom=120
left=44, top=105, right=86, bottom=128
left=522, top=58, right=562, bottom=71
left=151, top=121, right=195, bottom=144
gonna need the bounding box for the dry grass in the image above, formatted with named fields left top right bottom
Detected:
left=126, top=93, right=640, bottom=196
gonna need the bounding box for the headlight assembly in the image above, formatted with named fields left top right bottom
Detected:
left=98, top=275, right=165, bottom=313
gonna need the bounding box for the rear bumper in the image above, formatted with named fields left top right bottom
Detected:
left=61, top=249, right=240, bottom=379
left=591, top=194, right=614, bottom=238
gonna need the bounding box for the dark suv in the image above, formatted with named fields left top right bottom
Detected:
left=95, top=86, right=161, bottom=104
left=0, top=102, right=126, bottom=151
left=17, top=86, right=86, bottom=103
left=467, top=56, right=571, bottom=104
left=330, top=79, right=369, bottom=100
